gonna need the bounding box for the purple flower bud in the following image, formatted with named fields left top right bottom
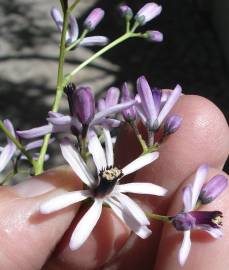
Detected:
left=146, top=30, right=163, bottom=42
left=164, top=115, right=182, bottom=135
left=105, top=87, right=120, bottom=107
left=73, top=87, right=95, bottom=125
left=50, top=7, right=63, bottom=32
left=121, top=83, right=136, bottom=122
left=119, top=4, right=133, bottom=19
left=199, top=175, right=228, bottom=204
left=84, top=8, right=105, bottom=31
left=172, top=211, right=223, bottom=231
left=135, top=2, right=162, bottom=26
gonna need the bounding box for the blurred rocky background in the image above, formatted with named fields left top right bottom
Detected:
left=0, top=0, right=228, bottom=171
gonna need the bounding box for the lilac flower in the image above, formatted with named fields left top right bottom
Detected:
left=17, top=86, right=135, bottom=139
left=164, top=114, right=182, bottom=135
left=50, top=7, right=108, bottom=46
left=40, top=129, right=167, bottom=250
left=136, top=76, right=182, bottom=132
left=119, top=4, right=133, bottom=19
left=121, top=82, right=137, bottom=122
left=146, top=30, right=163, bottom=42
left=84, top=8, right=105, bottom=31
left=171, top=165, right=224, bottom=266
left=199, top=175, right=228, bottom=204
left=135, top=2, right=162, bottom=26
left=0, top=120, right=17, bottom=172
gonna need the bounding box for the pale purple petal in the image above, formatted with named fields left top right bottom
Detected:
left=191, top=164, right=208, bottom=209
left=183, top=185, right=193, bottom=212
left=151, top=88, right=162, bottom=116
left=135, top=102, right=147, bottom=125
left=105, top=87, right=120, bottom=107
left=122, top=152, right=159, bottom=176
left=99, top=119, right=121, bottom=129
left=97, top=98, right=106, bottom=112
left=84, top=8, right=105, bottom=31
left=103, top=128, right=113, bottom=167
left=114, top=192, right=150, bottom=226
left=17, top=125, right=53, bottom=139
left=146, top=30, right=163, bottom=42
left=67, top=14, right=79, bottom=43
left=91, top=100, right=136, bottom=126
left=203, top=227, right=223, bottom=239
left=60, top=138, right=95, bottom=187
left=117, top=182, right=167, bottom=196
left=48, top=111, right=64, bottom=118
left=4, top=119, right=16, bottom=139
left=40, top=190, right=90, bottom=214
left=0, top=144, right=16, bottom=172
left=137, top=76, right=157, bottom=127
left=80, top=36, right=108, bottom=46
left=135, top=3, right=162, bottom=25
left=47, top=115, right=72, bottom=125
left=178, top=230, right=191, bottom=266
left=88, top=132, right=107, bottom=171
left=69, top=199, right=103, bottom=250
left=50, top=7, right=63, bottom=32
left=25, top=138, right=55, bottom=151
left=157, top=84, right=182, bottom=126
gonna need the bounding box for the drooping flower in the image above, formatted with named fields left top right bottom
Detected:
left=170, top=165, right=226, bottom=266
left=40, top=130, right=167, bottom=250
left=136, top=76, right=182, bottom=132
left=135, top=2, right=162, bottom=26
left=83, top=8, right=105, bottom=32
left=17, top=85, right=135, bottom=139
left=50, top=7, right=108, bottom=46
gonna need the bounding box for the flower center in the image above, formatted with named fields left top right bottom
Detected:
left=212, top=215, right=223, bottom=226
left=93, top=166, right=123, bottom=197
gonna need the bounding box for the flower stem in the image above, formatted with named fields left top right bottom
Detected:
left=0, top=169, right=30, bottom=186
left=128, top=121, right=148, bottom=153
left=65, top=29, right=89, bottom=52
left=146, top=212, right=171, bottom=223
left=0, top=120, right=35, bottom=168
left=35, top=8, right=70, bottom=175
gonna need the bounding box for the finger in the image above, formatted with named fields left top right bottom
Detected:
left=0, top=166, right=83, bottom=270
left=155, top=168, right=229, bottom=270
left=106, top=95, right=229, bottom=269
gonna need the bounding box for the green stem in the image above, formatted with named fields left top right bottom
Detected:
left=35, top=9, right=70, bottom=175
left=65, top=29, right=89, bottom=52
left=64, top=32, right=141, bottom=85
left=129, top=121, right=148, bottom=153
left=0, top=169, right=30, bottom=186
left=69, top=0, right=80, bottom=12
left=146, top=212, right=171, bottom=223
left=0, top=120, right=35, bottom=167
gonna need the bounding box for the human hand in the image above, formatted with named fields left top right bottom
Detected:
left=0, top=94, right=228, bottom=270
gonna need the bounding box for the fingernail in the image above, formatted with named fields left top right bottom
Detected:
left=13, top=178, right=56, bottom=198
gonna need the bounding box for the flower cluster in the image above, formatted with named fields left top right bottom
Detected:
left=0, top=1, right=227, bottom=267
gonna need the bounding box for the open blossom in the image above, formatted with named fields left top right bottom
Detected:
left=136, top=76, right=182, bottom=132
left=170, top=165, right=226, bottom=266
left=50, top=7, right=108, bottom=46
left=17, top=85, right=135, bottom=139
left=40, top=130, right=167, bottom=250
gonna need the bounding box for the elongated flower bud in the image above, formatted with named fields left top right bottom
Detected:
left=164, top=115, right=182, bottom=135
left=119, top=4, right=133, bottom=20
left=50, top=7, right=63, bottom=32
left=146, top=30, right=163, bottom=42
left=105, top=87, right=120, bottom=107
left=199, top=175, right=228, bottom=204
left=73, top=87, right=95, bottom=125
left=135, top=2, right=162, bottom=26
left=121, top=83, right=136, bottom=121
left=84, top=8, right=105, bottom=31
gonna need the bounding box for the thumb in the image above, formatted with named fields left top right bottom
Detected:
left=0, top=166, right=82, bottom=270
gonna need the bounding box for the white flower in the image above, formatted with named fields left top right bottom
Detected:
left=40, top=129, right=167, bottom=250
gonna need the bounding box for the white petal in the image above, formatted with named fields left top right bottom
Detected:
left=114, top=192, right=149, bottom=226
left=117, top=182, right=167, bottom=196
left=60, top=138, right=95, bottom=187
left=88, top=133, right=107, bottom=172
left=103, top=128, right=114, bottom=167
left=178, top=230, right=191, bottom=266
left=105, top=198, right=151, bottom=239
left=191, top=164, right=208, bottom=209
left=199, top=226, right=223, bottom=239
left=122, top=152, right=159, bottom=176
left=157, top=84, right=182, bottom=126
left=0, top=144, right=16, bottom=172
left=40, top=190, right=90, bottom=214
left=69, top=199, right=103, bottom=250
left=182, top=185, right=192, bottom=212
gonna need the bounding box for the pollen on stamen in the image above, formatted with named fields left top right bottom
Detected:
left=212, top=214, right=223, bottom=226
left=99, top=166, right=123, bottom=182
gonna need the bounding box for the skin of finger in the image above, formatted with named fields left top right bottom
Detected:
left=0, top=166, right=83, bottom=270
left=155, top=168, right=229, bottom=270
left=105, top=95, right=229, bottom=269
